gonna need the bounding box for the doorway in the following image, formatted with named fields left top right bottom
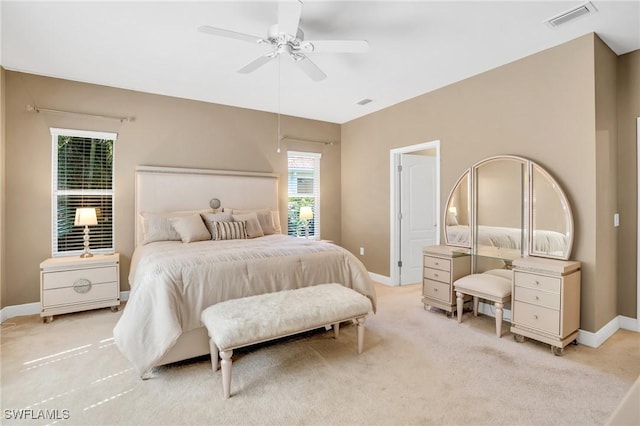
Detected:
left=390, top=140, right=440, bottom=286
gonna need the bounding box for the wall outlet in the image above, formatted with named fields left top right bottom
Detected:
left=614, top=213, right=620, bottom=227
left=360, top=247, right=365, bottom=256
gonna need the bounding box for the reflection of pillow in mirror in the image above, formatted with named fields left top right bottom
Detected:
left=446, top=212, right=458, bottom=226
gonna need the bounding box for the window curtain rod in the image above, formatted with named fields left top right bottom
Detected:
left=281, top=135, right=336, bottom=146
left=26, top=105, right=134, bottom=123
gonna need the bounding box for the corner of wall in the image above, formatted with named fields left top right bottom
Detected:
left=1, top=66, right=6, bottom=310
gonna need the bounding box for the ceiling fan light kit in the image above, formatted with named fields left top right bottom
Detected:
left=198, top=0, right=368, bottom=82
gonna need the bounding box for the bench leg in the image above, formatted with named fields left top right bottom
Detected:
left=473, top=296, right=479, bottom=317
left=333, top=322, right=340, bottom=339
left=356, top=317, right=366, bottom=354
left=456, top=291, right=464, bottom=323
left=209, top=339, right=219, bottom=371
left=495, top=302, right=504, bottom=338
left=220, top=350, right=233, bottom=399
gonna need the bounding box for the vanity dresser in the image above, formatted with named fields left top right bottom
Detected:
left=425, top=155, right=581, bottom=355
left=422, top=245, right=470, bottom=316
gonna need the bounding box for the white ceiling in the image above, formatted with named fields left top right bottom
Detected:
left=1, top=1, right=639, bottom=124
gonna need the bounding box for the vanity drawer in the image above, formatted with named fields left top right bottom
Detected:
left=42, top=266, right=118, bottom=290
left=424, top=256, right=451, bottom=272
left=514, top=272, right=560, bottom=293
left=42, top=281, right=119, bottom=308
left=424, top=267, right=450, bottom=284
left=513, top=286, right=560, bottom=310
left=423, top=279, right=451, bottom=303
left=513, top=301, right=560, bottom=335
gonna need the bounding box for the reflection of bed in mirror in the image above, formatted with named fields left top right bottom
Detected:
left=446, top=225, right=567, bottom=256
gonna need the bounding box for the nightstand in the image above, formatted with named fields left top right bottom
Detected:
left=40, top=253, right=120, bottom=323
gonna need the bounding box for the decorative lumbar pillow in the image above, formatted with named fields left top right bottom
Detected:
left=232, top=212, right=264, bottom=238
left=201, top=212, right=233, bottom=240
left=169, top=214, right=211, bottom=243
left=215, top=221, right=248, bottom=240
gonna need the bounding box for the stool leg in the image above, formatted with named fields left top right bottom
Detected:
left=456, top=291, right=464, bottom=323
left=495, top=302, right=504, bottom=337
left=356, top=317, right=365, bottom=354
left=220, top=350, right=233, bottom=399
left=334, top=322, right=340, bottom=339
left=209, top=339, right=219, bottom=371
left=473, top=296, right=479, bottom=317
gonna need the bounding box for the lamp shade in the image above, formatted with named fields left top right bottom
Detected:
left=74, top=208, right=98, bottom=226
left=299, top=206, right=313, bottom=221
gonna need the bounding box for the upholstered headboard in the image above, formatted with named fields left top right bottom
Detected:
left=135, top=166, right=279, bottom=246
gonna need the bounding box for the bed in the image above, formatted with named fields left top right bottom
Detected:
left=113, top=166, right=377, bottom=375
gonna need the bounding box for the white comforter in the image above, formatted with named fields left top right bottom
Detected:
left=113, top=235, right=377, bottom=374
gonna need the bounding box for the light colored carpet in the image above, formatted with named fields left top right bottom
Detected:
left=1, top=283, right=638, bottom=426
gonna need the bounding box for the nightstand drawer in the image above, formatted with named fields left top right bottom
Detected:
left=513, top=301, right=559, bottom=335
left=42, top=266, right=118, bottom=290
left=42, top=281, right=119, bottom=308
left=424, top=267, right=450, bottom=283
left=424, top=256, right=451, bottom=272
left=423, top=279, right=451, bottom=303
left=514, top=272, right=560, bottom=293
left=514, top=286, right=560, bottom=310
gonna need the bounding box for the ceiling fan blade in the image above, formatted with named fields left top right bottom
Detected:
left=301, top=40, right=369, bottom=54
left=238, top=54, right=276, bottom=74
left=278, top=0, right=302, bottom=35
left=198, top=25, right=263, bottom=44
left=295, top=55, right=326, bottom=82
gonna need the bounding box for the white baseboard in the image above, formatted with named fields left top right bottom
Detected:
left=0, top=291, right=130, bottom=323
left=369, top=272, right=393, bottom=286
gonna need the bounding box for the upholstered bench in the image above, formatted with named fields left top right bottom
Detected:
left=454, top=269, right=512, bottom=337
left=200, top=283, right=373, bottom=398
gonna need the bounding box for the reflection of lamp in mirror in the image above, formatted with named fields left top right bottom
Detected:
left=74, top=207, right=98, bottom=258
left=299, top=206, right=313, bottom=239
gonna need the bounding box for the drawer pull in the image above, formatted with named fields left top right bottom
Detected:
left=535, top=296, right=540, bottom=300
left=433, top=288, right=438, bottom=292
left=535, top=280, right=540, bottom=285
left=434, top=273, right=439, bottom=277
left=434, top=261, right=440, bottom=266
left=533, top=315, right=538, bottom=320
left=73, top=278, right=92, bottom=294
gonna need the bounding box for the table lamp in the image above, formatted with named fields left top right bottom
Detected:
left=74, top=207, right=98, bottom=258
left=299, top=206, right=313, bottom=239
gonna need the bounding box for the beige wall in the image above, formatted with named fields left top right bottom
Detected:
left=341, top=34, right=608, bottom=331
left=1, top=68, right=6, bottom=309
left=3, top=72, right=341, bottom=307
left=617, top=50, right=640, bottom=318
left=594, top=36, right=619, bottom=331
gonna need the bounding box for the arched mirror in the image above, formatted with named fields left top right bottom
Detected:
left=443, top=155, right=574, bottom=260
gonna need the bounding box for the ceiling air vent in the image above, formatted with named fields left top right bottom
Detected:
left=545, top=1, right=597, bottom=28
left=356, top=98, right=373, bottom=106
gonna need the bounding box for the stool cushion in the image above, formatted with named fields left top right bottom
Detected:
left=454, top=273, right=512, bottom=298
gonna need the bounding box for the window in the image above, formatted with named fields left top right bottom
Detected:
left=287, top=151, right=321, bottom=238
left=51, top=128, right=116, bottom=257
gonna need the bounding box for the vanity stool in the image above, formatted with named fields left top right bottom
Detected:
left=454, top=269, right=512, bottom=337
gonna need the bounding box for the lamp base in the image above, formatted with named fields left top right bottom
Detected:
left=79, top=252, right=94, bottom=258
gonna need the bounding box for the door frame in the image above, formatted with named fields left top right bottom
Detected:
left=390, top=140, right=440, bottom=286
left=636, top=117, right=639, bottom=329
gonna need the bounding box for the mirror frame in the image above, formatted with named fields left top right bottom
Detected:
left=443, top=155, right=574, bottom=260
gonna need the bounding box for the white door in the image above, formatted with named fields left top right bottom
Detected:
left=399, top=154, right=437, bottom=285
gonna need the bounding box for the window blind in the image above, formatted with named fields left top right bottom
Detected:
left=287, top=151, right=321, bottom=238
left=51, top=128, right=116, bottom=256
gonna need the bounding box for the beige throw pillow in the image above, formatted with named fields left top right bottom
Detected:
left=169, top=214, right=211, bottom=243
left=232, top=212, right=264, bottom=238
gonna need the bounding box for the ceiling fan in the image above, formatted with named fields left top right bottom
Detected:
left=198, top=0, right=368, bottom=81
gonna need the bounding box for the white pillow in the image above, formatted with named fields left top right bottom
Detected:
left=169, top=214, right=211, bottom=243
left=225, top=208, right=280, bottom=235
left=140, top=210, right=210, bottom=244
left=232, top=212, right=264, bottom=238
left=201, top=212, right=233, bottom=240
